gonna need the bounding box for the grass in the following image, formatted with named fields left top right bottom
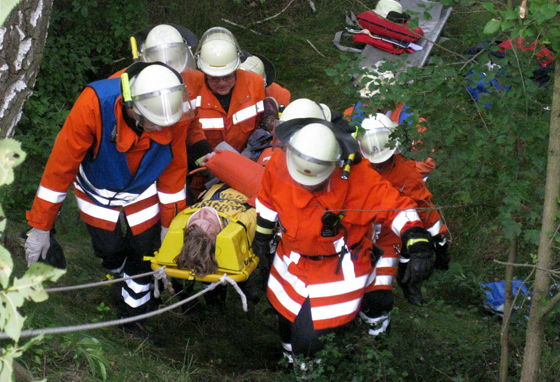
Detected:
left=4, top=0, right=560, bottom=381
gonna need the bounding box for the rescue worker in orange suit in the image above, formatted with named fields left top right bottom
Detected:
left=239, top=51, right=291, bottom=111
left=25, top=62, right=195, bottom=330
left=345, top=67, right=436, bottom=179
left=186, top=27, right=265, bottom=200
left=111, top=24, right=215, bottom=177
left=194, top=27, right=265, bottom=152
left=252, top=119, right=435, bottom=363
left=358, top=114, right=449, bottom=331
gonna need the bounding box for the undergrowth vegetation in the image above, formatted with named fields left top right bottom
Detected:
left=3, top=0, right=560, bottom=381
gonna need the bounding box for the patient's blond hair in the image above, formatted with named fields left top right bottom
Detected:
left=175, top=224, right=219, bottom=277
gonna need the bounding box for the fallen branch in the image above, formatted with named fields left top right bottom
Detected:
left=493, top=260, right=560, bottom=276
left=253, top=0, right=296, bottom=25
left=306, top=39, right=326, bottom=57
left=222, top=18, right=262, bottom=35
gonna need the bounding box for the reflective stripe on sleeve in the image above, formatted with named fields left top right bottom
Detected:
left=426, top=221, right=443, bottom=236
left=200, top=118, right=224, bottom=129
left=391, top=209, right=421, bottom=236
left=158, top=187, right=186, bottom=204
left=232, top=100, right=264, bottom=124
left=255, top=198, right=278, bottom=222
left=126, top=204, right=160, bottom=227
left=37, top=185, right=67, bottom=204
left=76, top=197, right=120, bottom=222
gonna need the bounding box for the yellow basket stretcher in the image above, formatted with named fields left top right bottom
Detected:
left=145, top=208, right=259, bottom=283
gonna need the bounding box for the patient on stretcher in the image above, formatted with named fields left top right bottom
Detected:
left=174, top=183, right=257, bottom=277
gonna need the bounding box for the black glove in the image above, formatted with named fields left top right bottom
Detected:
left=433, top=235, right=450, bottom=270
left=400, top=226, right=434, bottom=284
left=252, top=230, right=273, bottom=271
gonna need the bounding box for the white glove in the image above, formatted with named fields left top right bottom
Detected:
left=161, top=226, right=169, bottom=246
left=25, top=228, right=51, bottom=267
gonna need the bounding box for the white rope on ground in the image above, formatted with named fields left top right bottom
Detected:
left=44, top=268, right=166, bottom=293
left=0, top=275, right=248, bottom=340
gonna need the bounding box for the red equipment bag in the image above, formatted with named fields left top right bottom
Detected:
left=352, top=31, right=413, bottom=55
left=356, top=10, right=423, bottom=43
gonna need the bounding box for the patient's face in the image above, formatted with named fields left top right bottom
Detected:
left=187, top=207, right=222, bottom=238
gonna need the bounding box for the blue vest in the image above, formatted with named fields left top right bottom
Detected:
left=396, top=104, right=414, bottom=125
left=75, top=78, right=172, bottom=207
left=351, top=101, right=414, bottom=125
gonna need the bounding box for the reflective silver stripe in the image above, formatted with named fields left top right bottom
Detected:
left=190, top=95, right=201, bottom=109
left=391, top=209, right=420, bottom=236
left=126, top=204, right=160, bottom=227
left=37, top=185, right=67, bottom=204
left=268, top=273, right=302, bottom=316
left=255, top=198, right=278, bottom=221
left=77, top=166, right=158, bottom=206
left=310, top=297, right=362, bottom=321
left=158, top=187, right=186, bottom=204
left=75, top=196, right=120, bottom=222
left=374, top=275, right=394, bottom=286
left=130, top=184, right=159, bottom=204
left=200, top=118, right=224, bottom=129
left=426, top=221, right=443, bottom=236
left=375, top=257, right=399, bottom=268
left=232, top=100, right=264, bottom=124
left=122, top=288, right=151, bottom=308
left=123, top=273, right=151, bottom=293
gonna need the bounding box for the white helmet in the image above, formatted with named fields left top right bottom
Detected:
left=279, top=98, right=332, bottom=122
left=129, top=64, right=191, bottom=126
left=196, top=27, right=241, bottom=77
left=140, top=24, right=196, bottom=74
left=286, top=123, right=341, bottom=186
left=358, top=113, right=399, bottom=164
left=240, top=56, right=266, bottom=79
left=373, top=0, right=404, bottom=18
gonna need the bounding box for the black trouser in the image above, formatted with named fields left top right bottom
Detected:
left=86, top=220, right=160, bottom=318
left=360, top=290, right=394, bottom=318
left=277, top=297, right=340, bottom=358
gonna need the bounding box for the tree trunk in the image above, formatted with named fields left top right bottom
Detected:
left=519, top=58, right=560, bottom=382
left=0, top=0, right=53, bottom=139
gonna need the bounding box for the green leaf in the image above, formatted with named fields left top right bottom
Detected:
left=483, top=19, right=502, bottom=34
left=0, top=245, right=13, bottom=289
left=0, top=0, right=21, bottom=27
left=0, top=292, right=25, bottom=341
left=0, top=139, right=27, bottom=186
left=12, top=263, right=66, bottom=303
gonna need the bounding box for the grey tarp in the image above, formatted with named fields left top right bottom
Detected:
left=358, top=0, right=452, bottom=69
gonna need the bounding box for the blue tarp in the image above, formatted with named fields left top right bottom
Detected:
left=480, top=280, right=529, bottom=317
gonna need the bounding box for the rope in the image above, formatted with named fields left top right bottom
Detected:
left=0, top=275, right=247, bottom=340
left=44, top=269, right=163, bottom=293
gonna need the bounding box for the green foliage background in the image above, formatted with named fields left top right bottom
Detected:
left=3, top=0, right=560, bottom=381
